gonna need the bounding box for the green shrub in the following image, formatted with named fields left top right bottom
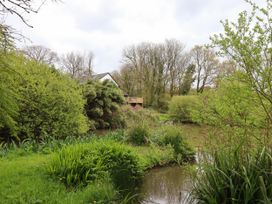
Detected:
left=96, top=142, right=143, bottom=190
left=0, top=54, right=88, bottom=143
left=0, top=52, right=19, bottom=136
left=153, top=126, right=194, bottom=162
left=122, top=106, right=159, bottom=128
left=103, top=130, right=126, bottom=142
left=127, top=124, right=150, bottom=146
left=168, top=95, right=199, bottom=123
left=136, top=145, right=175, bottom=169
left=191, top=147, right=272, bottom=203
left=152, top=93, right=171, bottom=113
left=48, top=141, right=143, bottom=190
left=192, top=76, right=268, bottom=149
left=83, top=80, right=125, bottom=130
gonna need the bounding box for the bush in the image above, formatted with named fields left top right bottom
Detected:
left=192, top=76, right=267, bottom=149
left=153, top=126, right=194, bottom=162
left=0, top=52, right=19, bottom=136
left=168, top=95, right=199, bottom=123
left=0, top=54, right=88, bottom=143
left=83, top=80, right=125, bottom=130
left=127, top=124, right=150, bottom=145
left=48, top=141, right=143, bottom=190
left=122, top=106, right=159, bottom=128
left=191, top=147, right=272, bottom=203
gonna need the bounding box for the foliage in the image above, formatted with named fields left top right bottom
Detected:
left=0, top=134, right=98, bottom=158
left=191, top=147, right=272, bottom=203
left=0, top=154, right=117, bottom=204
left=169, top=95, right=199, bottom=123
left=102, top=129, right=126, bottom=142
left=0, top=53, right=88, bottom=143
left=0, top=132, right=184, bottom=203
left=48, top=140, right=143, bottom=190
left=0, top=52, right=18, bottom=134
left=211, top=0, right=272, bottom=126
left=122, top=106, right=159, bottom=128
left=152, top=93, right=171, bottom=112
left=127, top=123, right=150, bottom=146
left=135, top=145, right=175, bottom=170
left=153, top=125, right=194, bottom=162
left=114, top=39, right=190, bottom=109
left=179, top=64, right=195, bottom=95
left=193, top=75, right=267, bottom=149
left=83, top=80, right=125, bottom=130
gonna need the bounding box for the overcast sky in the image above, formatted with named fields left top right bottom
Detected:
left=6, top=0, right=253, bottom=73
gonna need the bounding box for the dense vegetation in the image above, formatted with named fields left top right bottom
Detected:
left=191, top=148, right=272, bottom=203
left=190, top=1, right=272, bottom=203
left=83, top=80, right=125, bottom=130
left=0, top=124, right=193, bottom=203
left=0, top=53, right=88, bottom=143
left=1, top=0, right=272, bottom=203
left=168, top=95, right=199, bottom=123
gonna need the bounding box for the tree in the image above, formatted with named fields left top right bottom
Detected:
left=0, top=0, right=56, bottom=27
left=22, top=45, right=58, bottom=66
left=191, top=45, right=220, bottom=93
left=164, top=39, right=186, bottom=96
left=179, top=64, right=195, bottom=95
left=0, top=54, right=88, bottom=142
left=112, top=65, right=136, bottom=96
left=119, top=39, right=189, bottom=108
left=0, top=52, right=19, bottom=134
left=0, top=0, right=56, bottom=49
left=61, top=51, right=94, bottom=81
left=83, top=80, right=125, bottom=129
left=211, top=0, right=272, bottom=128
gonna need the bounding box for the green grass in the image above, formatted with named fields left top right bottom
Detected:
left=191, top=147, right=272, bottom=203
left=0, top=141, right=178, bottom=203
left=0, top=120, right=197, bottom=204
left=135, top=145, right=175, bottom=169
left=0, top=154, right=117, bottom=204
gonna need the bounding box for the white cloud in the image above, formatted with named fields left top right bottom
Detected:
left=5, top=0, right=255, bottom=73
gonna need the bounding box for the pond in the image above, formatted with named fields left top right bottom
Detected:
left=138, top=166, right=193, bottom=204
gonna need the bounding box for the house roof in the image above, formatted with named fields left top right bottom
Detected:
left=92, top=72, right=120, bottom=87
left=92, top=72, right=109, bottom=80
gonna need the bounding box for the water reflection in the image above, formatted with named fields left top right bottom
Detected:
left=139, top=166, right=192, bottom=204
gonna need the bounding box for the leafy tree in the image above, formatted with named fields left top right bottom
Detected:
left=168, top=95, right=199, bottom=123
left=179, top=64, right=195, bottom=95
left=193, top=74, right=267, bottom=148
left=0, top=53, right=88, bottom=142
left=211, top=0, right=272, bottom=126
left=0, top=52, right=19, bottom=135
left=83, top=80, right=125, bottom=129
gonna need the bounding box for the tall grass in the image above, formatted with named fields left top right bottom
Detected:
left=191, top=147, right=272, bottom=203
left=48, top=140, right=143, bottom=190
left=152, top=125, right=195, bottom=162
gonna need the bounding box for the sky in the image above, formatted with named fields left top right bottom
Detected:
left=5, top=0, right=254, bottom=73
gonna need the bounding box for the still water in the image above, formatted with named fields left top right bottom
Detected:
left=139, top=166, right=193, bottom=204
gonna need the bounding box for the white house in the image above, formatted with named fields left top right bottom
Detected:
left=92, top=72, right=119, bottom=87
left=93, top=72, right=143, bottom=108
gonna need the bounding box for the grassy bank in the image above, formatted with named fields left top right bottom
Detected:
left=0, top=127, right=193, bottom=204
left=0, top=154, right=117, bottom=204
left=0, top=145, right=174, bottom=203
